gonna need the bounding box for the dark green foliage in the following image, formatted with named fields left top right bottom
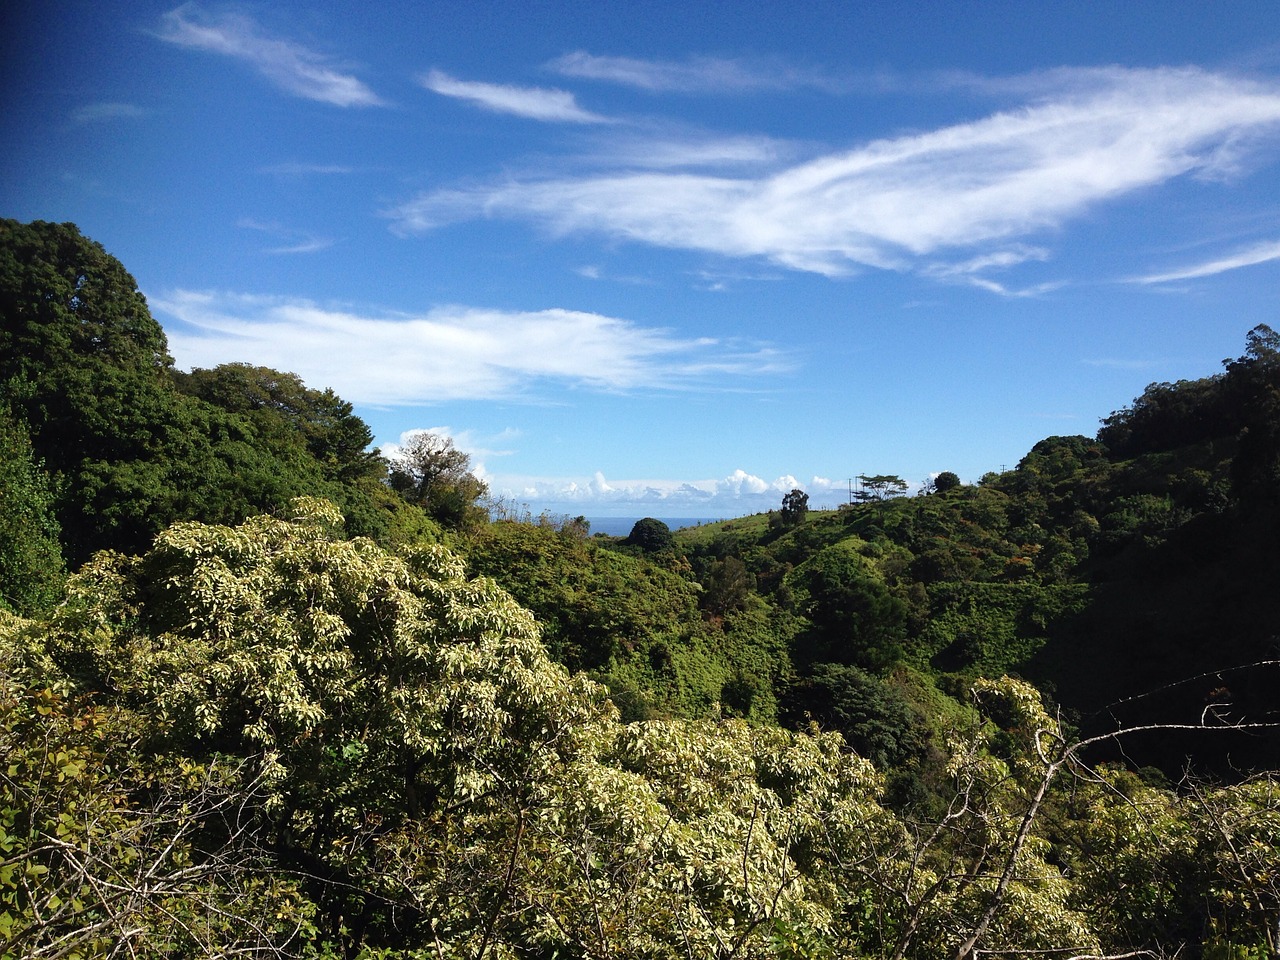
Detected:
left=932, top=470, right=961, bottom=493
left=0, top=411, right=65, bottom=614
left=789, top=542, right=907, bottom=670
left=779, top=487, right=809, bottom=526
left=701, top=554, right=753, bottom=616
left=1098, top=377, right=1228, bottom=458
left=0, top=219, right=398, bottom=561
left=781, top=662, right=924, bottom=769
left=0, top=219, right=170, bottom=385
left=0, top=218, right=173, bottom=477
left=1224, top=326, right=1280, bottom=511
left=175, top=363, right=381, bottom=484
left=1, top=219, right=195, bottom=560
left=921, top=580, right=1089, bottom=674
left=625, top=516, right=675, bottom=552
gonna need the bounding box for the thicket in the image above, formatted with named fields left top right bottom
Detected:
left=3, top=218, right=1279, bottom=957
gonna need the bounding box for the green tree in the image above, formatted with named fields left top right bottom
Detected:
left=1, top=220, right=403, bottom=559
left=780, top=488, right=810, bottom=526
left=0, top=220, right=170, bottom=388
left=857, top=474, right=910, bottom=503
left=388, top=431, right=488, bottom=528
left=0, top=411, right=64, bottom=614
left=176, top=363, right=382, bottom=484
left=2, top=498, right=906, bottom=959
left=932, top=471, right=961, bottom=494
left=781, top=662, right=924, bottom=769
left=625, top=517, right=675, bottom=553
left=701, top=555, right=753, bottom=617
left=0, top=219, right=194, bottom=560
left=790, top=542, right=908, bottom=669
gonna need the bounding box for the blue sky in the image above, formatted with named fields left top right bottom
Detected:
left=4, top=2, right=1280, bottom=518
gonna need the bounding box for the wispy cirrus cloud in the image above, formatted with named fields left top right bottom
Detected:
left=237, top=219, right=335, bottom=255
left=548, top=51, right=838, bottom=93
left=421, top=69, right=608, bottom=123
left=1132, top=238, right=1280, bottom=284
left=156, top=4, right=383, bottom=107
left=152, top=290, right=788, bottom=405
left=389, top=67, right=1280, bottom=284
left=922, top=247, right=1065, bottom=296
left=70, top=102, right=147, bottom=124
left=259, top=161, right=355, bottom=176
left=583, top=131, right=794, bottom=170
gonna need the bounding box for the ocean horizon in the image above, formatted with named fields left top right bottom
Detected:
left=584, top=516, right=731, bottom=537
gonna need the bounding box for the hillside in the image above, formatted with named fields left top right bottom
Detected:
left=2, top=219, right=1279, bottom=958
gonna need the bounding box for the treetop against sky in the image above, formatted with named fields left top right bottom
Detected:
left=3, top=1, right=1280, bottom=515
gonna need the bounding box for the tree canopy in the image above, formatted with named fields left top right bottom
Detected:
left=9, top=502, right=1273, bottom=959
left=388, top=431, right=489, bottom=529
left=625, top=517, right=676, bottom=553
left=0, top=219, right=408, bottom=561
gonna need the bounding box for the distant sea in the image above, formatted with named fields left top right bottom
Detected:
left=584, top=517, right=729, bottom=537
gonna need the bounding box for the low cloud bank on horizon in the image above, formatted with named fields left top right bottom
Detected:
left=487, top=468, right=852, bottom=518
left=380, top=429, right=855, bottom=518
left=376, top=429, right=850, bottom=519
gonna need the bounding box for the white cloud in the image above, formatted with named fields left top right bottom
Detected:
left=380, top=427, right=517, bottom=479
left=421, top=69, right=607, bottom=123
left=237, top=219, right=335, bottom=255
left=923, top=247, right=1064, bottom=296
left=486, top=470, right=846, bottom=517
left=70, top=102, right=146, bottom=124
left=156, top=5, right=383, bottom=107
left=259, top=162, right=355, bottom=175
left=151, top=290, right=788, bottom=405
left=389, top=68, right=1280, bottom=282
left=584, top=131, right=793, bottom=170
left=548, top=51, right=836, bottom=94
left=1132, top=238, right=1280, bottom=284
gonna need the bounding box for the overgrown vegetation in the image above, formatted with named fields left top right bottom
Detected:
left=3, top=218, right=1279, bottom=957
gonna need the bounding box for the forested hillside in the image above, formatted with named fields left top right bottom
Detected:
left=2, top=218, right=1278, bottom=958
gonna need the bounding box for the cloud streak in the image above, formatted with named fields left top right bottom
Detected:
left=548, top=51, right=837, bottom=93
left=259, top=162, right=355, bottom=175
left=70, top=102, right=147, bottom=124
left=421, top=69, right=608, bottom=123
left=1133, top=238, right=1280, bottom=283
left=389, top=68, right=1280, bottom=282
left=152, top=291, right=788, bottom=405
left=237, top=219, right=335, bottom=254
left=156, top=5, right=383, bottom=107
